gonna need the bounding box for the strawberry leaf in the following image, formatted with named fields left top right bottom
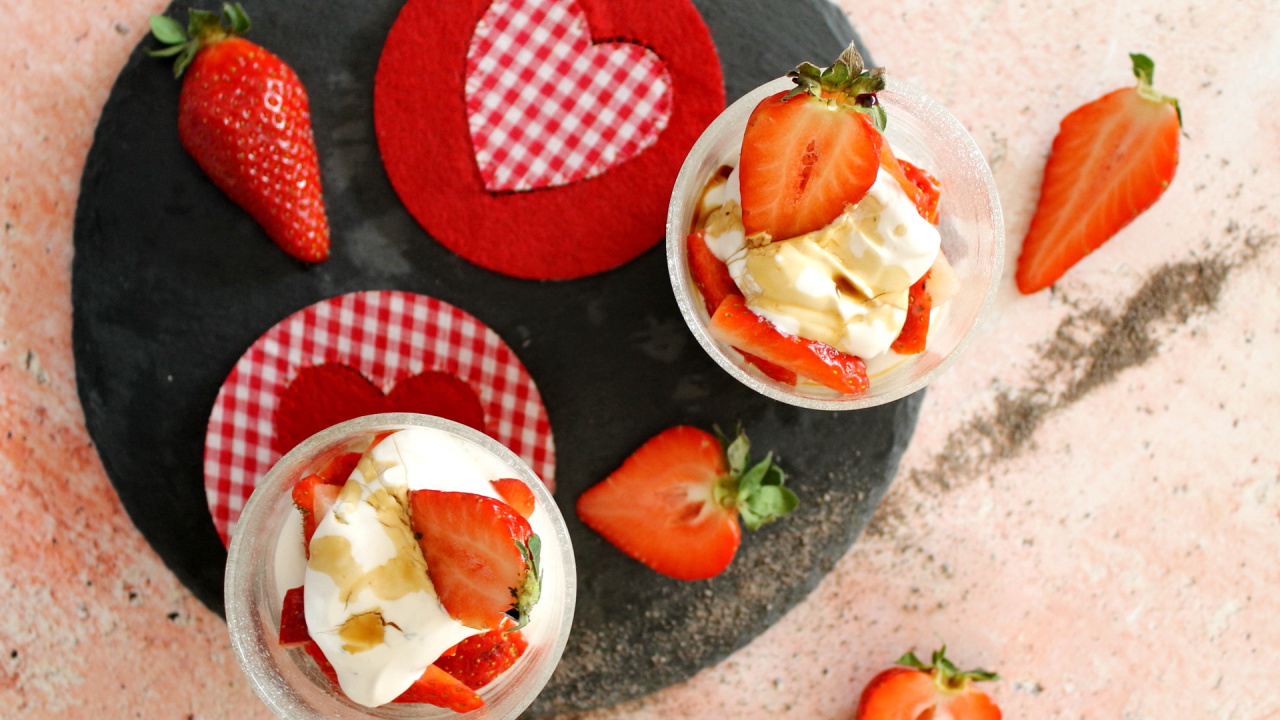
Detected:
left=222, top=2, right=251, bottom=34
left=148, top=14, right=186, bottom=44
left=735, top=453, right=797, bottom=530
left=186, top=8, right=221, bottom=38
left=1129, top=52, right=1155, bottom=85
left=509, top=535, right=542, bottom=632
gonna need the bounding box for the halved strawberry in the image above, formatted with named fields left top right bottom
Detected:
left=278, top=586, right=309, bottom=647
left=897, top=158, right=942, bottom=224
left=708, top=295, right=869, bottom=394
left=1016, top=53, right=1180, bottom=294
left=739, top=46, right=886, bottom=241
left=391, top=665, right=484, bottom=711
left=890, top=270, right=933, bottom=355
left=303, top=639, right=339, bottom=684
left=434, top=623, right=529, bottom=690
left=856, top=646, right=1001, bottom=720
left=490, top=477, right=535, bottom=519
left=293, top=474, right=342, bottom=551
left=687, top=231, right=799, bottom=385
left=878, top=143, right=940, bottom=225
left=577, top=425, right=796, bottom=581
left=687, top=229, right=740, bottom=316
left=408, top=490, right=541, bottom=631
left=316, top=451, right=361, bottom=485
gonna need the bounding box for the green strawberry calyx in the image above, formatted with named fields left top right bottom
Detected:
left=712, top=425, right=798, bottom=530
left=147, top=2, right=252, bottom=78
left=897, top=645, right=1000, bottom=694
left=508, top=534, right=541, bottom=632
left=1130, top=52, right=1183, bottom=130
left=783, top=42, right=888, bottom=132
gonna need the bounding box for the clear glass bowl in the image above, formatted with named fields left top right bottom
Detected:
left=667, top=76, right=1003, bottom=410
left=225, top=413, right=576, bottom=720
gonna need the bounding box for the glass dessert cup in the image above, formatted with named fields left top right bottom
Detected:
left=667, top=76, right=1003, bottom=410
left=225, top=413, right=576, bottom=720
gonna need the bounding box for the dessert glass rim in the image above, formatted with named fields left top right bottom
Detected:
left=665, top=74, right=1004, bottom=411
left=225, top=411, right=576, bottom=720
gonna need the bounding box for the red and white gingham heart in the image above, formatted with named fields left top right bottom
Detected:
left=465, top=0, right=673, bottom=192
left=203, top=290, right=555, bottom=544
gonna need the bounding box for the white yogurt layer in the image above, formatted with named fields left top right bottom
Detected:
left=302, top=427, right=516, bottom=707
left=705, top=162, right=941, bottom=359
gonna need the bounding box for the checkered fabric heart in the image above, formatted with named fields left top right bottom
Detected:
left=203, top=290, right=555, bottom=544
left=465, top=0, right=673, bottom=191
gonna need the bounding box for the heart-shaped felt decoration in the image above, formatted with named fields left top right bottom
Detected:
left=374, top=0, right=723, bottom=279
left=272, top=363, right=487, bottom=457
left=465, top=0, right=673, bottom=192
left=204, top=291, right=555, bottom=544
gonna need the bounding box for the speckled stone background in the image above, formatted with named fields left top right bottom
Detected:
left=2, top=1, right=1278, bottom=718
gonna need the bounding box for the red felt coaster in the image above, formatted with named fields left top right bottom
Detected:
left=204, top=290, right=555, bottom=544
left=374, top=0, right=724, bottom=280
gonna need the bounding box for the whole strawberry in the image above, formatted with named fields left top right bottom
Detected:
left=149, top=4, right=330, bottom=262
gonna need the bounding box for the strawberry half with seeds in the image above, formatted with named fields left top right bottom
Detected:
left=434, top=621, right=529, bottom=690
left=739, top=44, right=886, bottom=241
left=709, top=295, right=869, bottom=394
left=149, top=4, right=330, bottom=262
left=577, top=425, right=797, bottom=581
left=408, top=490, right=541, bottom=631
left=1016, top=53, right=1181, bottom=294
left=392, top=665, right=484, bottom=711
left=856, top=645, right=1001, bottom=720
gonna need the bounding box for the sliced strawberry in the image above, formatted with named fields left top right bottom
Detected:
left=890, top=270, right=933, bottom=355
left=490, top=477, right=536, bottom=519
left=897, top=159, right=942, bottom=224
left=316, top=451, right=361, bottom=485
left=434, top=624, right=529, bottom=690
left=740, top=92, right=882, bottom=240
left=577, top=425, right=796, bottom=581
left=708, top=295, right=869, bottom=394
left=278, top=586, right=309, bottom=647
left=687, top=229, right=740, bottom=315
left=294, top=475, right=342, bottom=552
left=391, top=665, right=484, bottom=711
left=738, top=47, right=886, bottom=240
left=856, top=646, right=1001, bottom=720
left=408, top=490, right=541, bottom=631
left=1016, top=53, right=1180, bottom=294
left=303, top=640, right=339, bottom=685
left=686, top=230, right=799, bottom=384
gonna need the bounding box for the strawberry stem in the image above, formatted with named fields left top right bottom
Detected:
left=782, top=42, right=888, bottom=131
left=148, top=3, right=252, bottom=78
left=1130, top=52, right=1182, bottom=129
left=712, top=425, right=798, bottom=530
left=897, top=645, right=1000, bottom=693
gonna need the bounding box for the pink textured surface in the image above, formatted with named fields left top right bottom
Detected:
left=1, top=1, right=1277, bottom=719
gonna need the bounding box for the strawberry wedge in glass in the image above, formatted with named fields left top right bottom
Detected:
left=667, top=44, right=1003, bottom=410
left=225, top=413, right=575, bottom=720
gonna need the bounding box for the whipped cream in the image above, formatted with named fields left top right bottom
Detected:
left=301, top=427, right=519, bottom=707
left=703, top=162, right=940, bottom=360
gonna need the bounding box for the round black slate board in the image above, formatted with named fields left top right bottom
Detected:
left=71, top=0, right=920, bottom=714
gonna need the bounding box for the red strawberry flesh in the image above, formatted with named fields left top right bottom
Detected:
left=434, top=624, right=529, bottom=690
left=708, top=295, right=868, bottom=394
left=391, top=664, right=484, bottom=711
left=408, top=490, right=539, bottom=631
left=576, top=426, right=740, bottom=581
left=739, top=91, right=883, bottom=240
left=1016, top=54, right=1179, bottom=293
